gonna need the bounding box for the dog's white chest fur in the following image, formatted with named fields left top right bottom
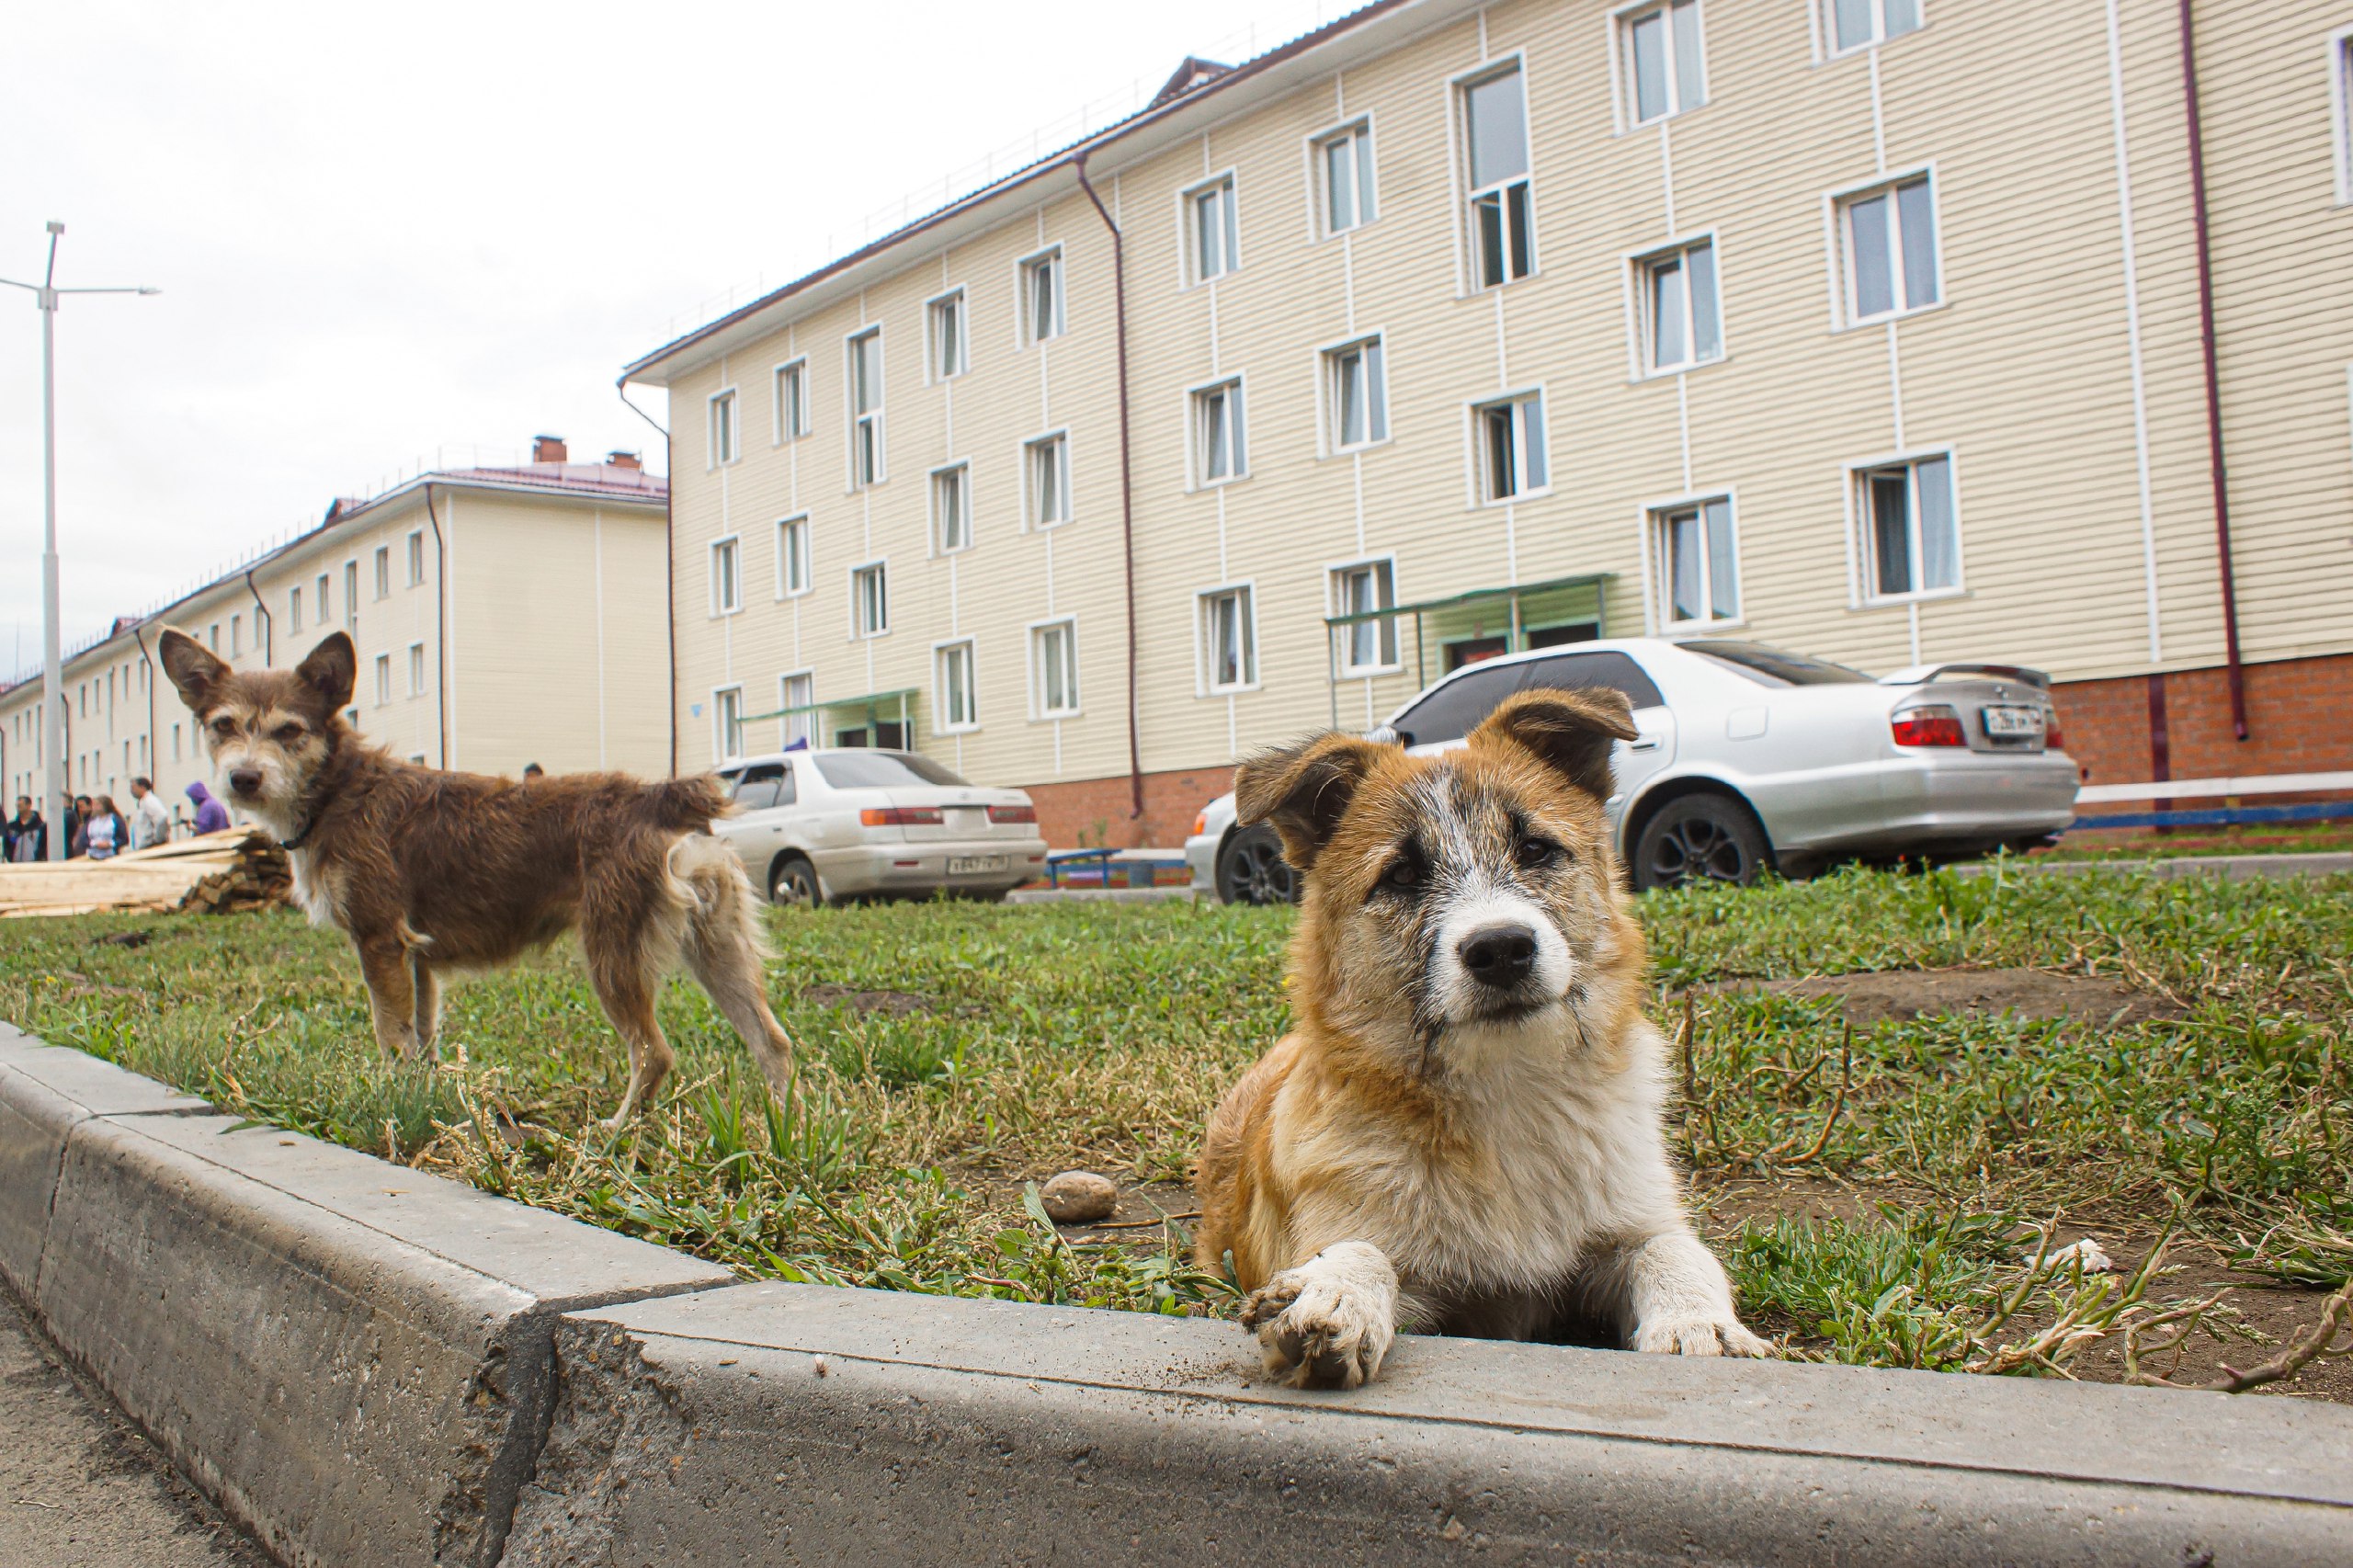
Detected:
left=290, top=850, right=341, bottom=929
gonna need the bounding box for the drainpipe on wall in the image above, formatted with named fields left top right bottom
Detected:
left=2177, top=0, right=2249, bottom=741
left=619, top=384, right=676, bottom=776
left=243, top=569, right=272, bottom=666
left=421, top=484, right=449, bottom=768
left=132, top=624, right=158, bottom=790
left=1072, top=150, right=1147, bottom=827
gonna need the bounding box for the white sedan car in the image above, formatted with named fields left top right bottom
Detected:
left=714, top=748, right=1049, bottom=905
left=1187, top=638, right=2079, bottom=899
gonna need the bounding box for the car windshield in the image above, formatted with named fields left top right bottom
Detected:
left=812, top=751, right=969, bottom=789
left=1392, top=651, right=1665, bottom=744
left=1683, top=641, right=1873, bottom=687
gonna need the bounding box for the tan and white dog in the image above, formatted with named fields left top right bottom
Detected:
left=1196, top=686, right=1768, bottom=1389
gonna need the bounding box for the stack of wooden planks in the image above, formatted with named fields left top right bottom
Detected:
left=0, top=829, right=294, bottom=919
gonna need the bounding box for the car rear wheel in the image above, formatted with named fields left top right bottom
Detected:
left=1631, top=795, right=1769, bottom=892
left=1216, top=824, right=1300, bottom=906
left=769, top=855, right=823, bottom=908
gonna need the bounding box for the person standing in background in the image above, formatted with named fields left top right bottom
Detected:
left=67, top=795, right=93, bottom=858
left=129, top=777, right=171, bottom=848
left=85, top=795, right=125, bottom=860
left=185, top=780, right=230, bottom=835
left=4, top=797, right=44, bottom=862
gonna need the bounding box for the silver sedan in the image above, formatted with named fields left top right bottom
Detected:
left=1186, top=638, right=2079, bottom=898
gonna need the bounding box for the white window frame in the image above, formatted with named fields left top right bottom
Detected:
left=778, top=670, right=815, bottom=749
left=372, top=547, right=390, bottom=600
left=1328, top=556, right=1402, bottom=676
left=1846, top=447, right=1964, bottom=606
left=288, top=585, right=303, bottom=635
left=1822, top=0, right=1925, bottom=58
left=343, top=561, right=358, bottom=622
left=231, top=614, right=243, bottom=657
left=926, top=287, right=969, bottom=382
left=1627, top=232, right=1725, bottom=377
left=1455, top=54, right=1538, bottom=291
left=1647, top=491, right=1743, bottom=630
left=709, top=533, right=742, bottom=616
left=1188, top=376, right=1248, bottom=488
left=373, top=653, right=392, bottom=708
left=775, top=514, right=812, bottom=598
left=1310, top=118, right=1378, bottom=239
left=1470, top=389, right=1551, bottom=505
left=845, top=327, right=885, bottom=488
left=708, top=385, right=740, bottom=468
left=2332, top=26, right=2353, bottom=207
left=850, top=560, right=890, bottom=639
left=1196, top=584, right=1260, bottom=696
left=712, top=684, right=745, bottom=763
left=934, top=639, right=980, bottom=733
left=407, top=642, right=426, bottom=697
left=773, top=358, right=811, bottom=443
left=931, top=461, right=972, bottom=554
left=1029, top=617, right=1081, bottom=719
left=1023, top=429, right=1072, bottom=528
left=1614, top=0, right=1708, bottom=130
left=1828, top=165, right=1943, bottom=329
left=1018, top=245, right=1065, bottom=346
left=1320, top=332, right=1390, bottom=455
left=317, top=572, right=332, bottom=626
left=405, top=529, right=425, bottom=586
left=1182, top=172, right=1242, bottom=286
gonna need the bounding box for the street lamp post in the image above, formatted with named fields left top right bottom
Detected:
left=3, top=222, right=158, bottom=860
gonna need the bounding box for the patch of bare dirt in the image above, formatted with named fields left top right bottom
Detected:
left=796, top=983, right=936, bottom=1017
left=1712, top=966, right=2182, bottom=1028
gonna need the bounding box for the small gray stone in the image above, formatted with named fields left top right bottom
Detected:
left=1040, top=1170, right=1118, bottom=1224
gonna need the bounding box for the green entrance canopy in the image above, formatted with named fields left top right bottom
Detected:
left=1321, top=572, right=1614, bottom=726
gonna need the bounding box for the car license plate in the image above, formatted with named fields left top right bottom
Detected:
left=948, top=854, right=1008, bottom=875
left=1981, top=704, right=2046, bottom=740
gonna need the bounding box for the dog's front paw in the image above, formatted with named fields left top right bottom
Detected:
left=1240, top=1267, right=1394, bottom=1390
left=1634, top=1313, right=1774, bottom=1358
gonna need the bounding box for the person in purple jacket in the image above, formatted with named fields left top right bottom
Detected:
left=186, top=779, right=232, bottom=835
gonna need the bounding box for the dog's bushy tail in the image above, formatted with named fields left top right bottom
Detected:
left=652, top=774, right=732, bottom=833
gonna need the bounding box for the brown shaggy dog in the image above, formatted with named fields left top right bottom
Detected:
left=158, top=627, right=795, bottom=1126
left=1196, top=687, right=1767, bottom=1388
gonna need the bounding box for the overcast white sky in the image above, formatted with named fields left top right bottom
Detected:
left=2, top=0, right=1345, bottom=676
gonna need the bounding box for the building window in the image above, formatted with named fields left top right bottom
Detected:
left=407, top=642, right=426, bottom=696
left=928, top=290, right=967, bottom=381
left=1188, top=176, right=1240, bottom=282
left=1623, top=1, right=1705, bottom=126
left=932, top=464, right=972, bottom=553
left=709, top=388, right=739, bottom=466
left=1857, top=453, right=1959, bottom=599
left=1022, top=247, right=1064, bottom=344
left=373, top=547, right=390, bottom=600
left=1325, top=337, right=1387, bottom=451
left=714, top=687, right=744, bottom=762
left=1333, top=560, right=1399, bottom=674
left=205, top=625, right=218, bottom=653
left=1032, top=619, right=1079, bottom=717
left=853, top=562, right=889, bottom=637
left=1199, top=586, right=1257, bottom=693
left=406, top=529, right=426, bottom=585
left=1026, top=433, right=1070, bottom=527
left=1639, top=238, right=1722, bottom=371
left=288, top=585, right=303, bottom=635
left=316, top=572, right=331, bottom=625
left=777, top=516, right=811, bottom=597
left=847, top=328, right=883, bottom=486
left=171, top=722, right=181, bottom=762
left=1840, top=175, right=1940, bottom=324
left=344, top=562, right=358, bottom=621
left=373, top=653, right=392, bottom=707
left=937, top=641, right=978, bottom=731
left=231, top=615, right=243, bottom=657
left=1829, top=0, right=1922, bottom=54
left=779, top=672, right=813, bottom=748
left=1316, top=120, right=1376, bottom=236
left=1462, top=63, right=1534, bottom=288
left=1654, top=496, right=1739, bottom=626
left=710, top=536, right=741, bottom=614
left=775, top=359, right=810, bottom=441
left=1193, top=380, right=1247, bottom=484
left=1476, top=392, right=1549, bottom=502
left=2333, top=28, right=2353, bottom=205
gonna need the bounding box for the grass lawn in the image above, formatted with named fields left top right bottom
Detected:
left=3, top=861, right=2347, bottom=1396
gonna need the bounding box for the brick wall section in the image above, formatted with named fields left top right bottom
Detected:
left=2052, top=652, right=2353, bottom=792
left=1020, top=767, right=1236, bottom=850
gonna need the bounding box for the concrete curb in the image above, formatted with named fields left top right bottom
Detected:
left=1957, top=850, right=2353, bottom=881
left=4, top=1024, right=2350, bottom=1566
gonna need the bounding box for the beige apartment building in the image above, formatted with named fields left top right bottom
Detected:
left=630, top=0, right=2353, bottom=846
left=1, top=441, right=668, bottom=835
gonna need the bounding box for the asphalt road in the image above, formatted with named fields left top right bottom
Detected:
left=0, top=1284, right=267, bottom=1567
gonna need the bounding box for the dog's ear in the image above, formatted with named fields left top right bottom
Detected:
left=1470, top=687, right=1639, bottom=801
left=157, top=628, right=231, bottom=712
left=293, top=632, right=358, bottom=711
left=1234, top=733, right=1392, bottom=873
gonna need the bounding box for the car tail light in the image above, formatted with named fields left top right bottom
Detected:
left=1190, top=812, right=1208, bottom=837
left=2043, top=712, right=2065, bottom=750
left=1891, top=704, right=1968, bottom=747
left=860, top=806, right=943, bottom=827
left=987, top=803, right=1037, bottom=824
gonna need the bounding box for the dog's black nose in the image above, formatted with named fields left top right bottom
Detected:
left=1459, top=924, right=1538, bottom=986
left=228, top=768, right=263, bottom=797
